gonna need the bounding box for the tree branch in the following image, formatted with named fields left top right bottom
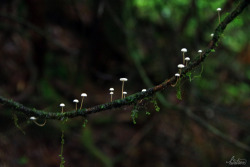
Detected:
left=0, top=0, right=249, bottom=120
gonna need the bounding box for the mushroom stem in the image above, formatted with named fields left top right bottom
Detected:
left=80, top=93, right=87, bottom=110
left=73, top=99, right=79, bottom=110
left=171, top=78, right=178, bottom=87
left=185, top=58, right=190, bottom=67
left=33, top=120, right=47, bottom=127
left=120, top=78, right=128, bottom=99
left=110, top=92, right=114, bottom=102
left=121, top=81, right=124, bottom=99
left=183, top=53, right=185, bottom=64
left=171, top=81, right=177, bottom=87
left=60, top=103, right=65, bottom=113
left=80, top=97, right=84, bottom=110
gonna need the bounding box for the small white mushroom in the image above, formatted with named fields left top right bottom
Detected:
left=198, top=50, right=202, bottom=60
left=110, top=92, right=114, bottom=102
left=142, top=89, right=146, bottom=92
left=73, top=99, right=79, bottom=110
left=175, top=73, right=180, bottom=81
left=80, top=93, right=87, bottom=110
left=211, top=33, right=214, bottom=37
left=171, top=73, right=181, bottom=87
left=181, top=48, right=187, bottom=64
left=30, top=116, right=46, bottom=127
left=109, top=88, right=114, bottom=91
left=123, top=91, right=127, bottom=98
left=181, top=48, right=187, bottom=52
left=60, top=103, right=65, bottom=113
left=30, top=116, right=37, bottom=120
left=120, top=78, right=128, bottom=99
left=217, top=8, right=222, bottom=23
left=185, top=57, right=190, bottom=66
left=177, top=64, right=185, bottom=75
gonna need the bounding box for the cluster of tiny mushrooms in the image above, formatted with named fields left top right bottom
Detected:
left=29, top=8, right=223, bottom=126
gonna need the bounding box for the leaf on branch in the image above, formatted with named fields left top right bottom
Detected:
left=176, top=84, right=182, bottom=100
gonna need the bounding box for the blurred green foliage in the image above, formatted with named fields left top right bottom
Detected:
left=82, top=128, right=113, bottom=167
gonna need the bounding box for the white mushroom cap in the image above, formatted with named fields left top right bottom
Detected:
left=198, top=50, right=202, bottom=53
left=30, top=116, right=37, bottom=120
left=217, top=8, right=221, bottom=11
left=177, top=64, right=185, bottom=68
left=110, top=92, right=114, bottom=95
left=60, top=103, right=65, bottom=107
left=185, top=57, right=190, bottom=61
left=211, top=33, right=214, bottom=37
left=81, top=93, right=87, bottom=97
left=142, top=89, right=146, bottom=92
left=120, top=78, right=128, bottom=81
left=181, top=48, right=187, bottom=52
left=109, top=88, right=114, bottom=91
left=123, top=91, right=127, bottom=95
left=73, top=99, right=79, bottom=103
left=175, top=73, right=180, bottom=77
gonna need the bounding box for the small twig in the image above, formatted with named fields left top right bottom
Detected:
left=185, top=109, right=250, bottom=152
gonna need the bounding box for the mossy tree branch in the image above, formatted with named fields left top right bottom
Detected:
left=0, top=0, right=249, bottom=120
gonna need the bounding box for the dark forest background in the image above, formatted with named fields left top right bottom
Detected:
left=0, top=0, right=250, bottom=166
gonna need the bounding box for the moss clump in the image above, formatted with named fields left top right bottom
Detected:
left=82, top=118, right=88, bottom=128
left=176, top=84, right=182, bottom=100
left=150, top=99, right=160, bottom=112
left=131, top=109, right=139, bottom=124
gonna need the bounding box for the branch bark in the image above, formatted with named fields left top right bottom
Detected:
left=0, top=0, right=249, bottom=120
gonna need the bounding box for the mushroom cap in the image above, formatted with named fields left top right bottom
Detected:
left=81, top=93, right=87, bottom=97
left=175, top=73, right=180, bottom=77
left=198, top=50, right=202, bottom=53
left=217, top=8, right=221, bottom=11
left=142, top=89, right=147, bottom=92
left=123, top=91, right=127, bottom=95
left=30, top=116, right=37, bottom=120
left=211, top=33, right=214, bottom=37
left=73, top=99, right=79, bottom=103
left=185, top=57, right=190, bottom=61
left=181, top=48, right=187, bottom=52
left=177, top=64, right=185, bottom=68
left=60, top=103, right=65, bottom=107
left=120, top=78, right=128, bottom=81
left=109, top=88, right=114, bottom=91
left=110, top=92, right=114, bottom=95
